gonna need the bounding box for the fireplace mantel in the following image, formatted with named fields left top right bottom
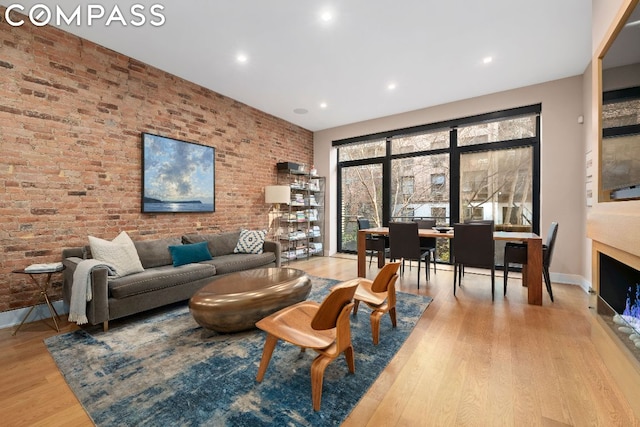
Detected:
left=587, top=201, right=640, bottom=260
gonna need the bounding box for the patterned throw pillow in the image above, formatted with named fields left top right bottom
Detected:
left=233, top=229, right=266, bottom=254
left=88, top=231, right=145, bottom=277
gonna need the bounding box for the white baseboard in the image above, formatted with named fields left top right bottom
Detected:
left=0, top=300, right=68, bottom=331
left=550, top=272, right=591, bottom=293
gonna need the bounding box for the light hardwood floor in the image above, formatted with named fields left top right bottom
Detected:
left=1, top=255, right=639, bottom=426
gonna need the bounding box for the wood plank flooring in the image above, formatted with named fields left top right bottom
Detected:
left=1, top=255, right=639, bottom=426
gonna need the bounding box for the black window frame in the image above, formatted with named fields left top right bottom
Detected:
left=335, top=104, right=541, bottom=254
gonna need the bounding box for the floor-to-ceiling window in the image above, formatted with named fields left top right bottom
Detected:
left=337, top=139, right=385, bottom=252
left=335, top=104, right=541, bottom=262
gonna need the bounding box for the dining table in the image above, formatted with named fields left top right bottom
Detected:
left=357, top=227, right=544, bottom=305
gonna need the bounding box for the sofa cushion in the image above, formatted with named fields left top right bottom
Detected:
left=108, top=263, right=216, bottom=299
left=198, top=252, right=276, bottom=275
left=88, top=231, right=144, bottom=278
left=182, top=231, right=241, bottom=257
left=134, top=237, right=182, bottom=268
left=168, top=242, right=213, bottom=267
left=233, top=229, right=266, bottom=254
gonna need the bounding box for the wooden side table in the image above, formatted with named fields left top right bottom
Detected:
left=12, top=267, right=64, bottom=335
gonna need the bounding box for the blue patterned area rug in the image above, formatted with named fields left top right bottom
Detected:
left=45, top=276, right=432, bottom=426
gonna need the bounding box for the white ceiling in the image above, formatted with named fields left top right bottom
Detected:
left=2, top=1, right=593, bottom=131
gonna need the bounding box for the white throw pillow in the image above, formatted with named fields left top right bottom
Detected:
left=88, top=231, right=145, bottom=277
left=233, top=229, right=266, bottom=254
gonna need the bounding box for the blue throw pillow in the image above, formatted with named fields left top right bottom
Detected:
left=168, top=241, right=213, bottom=267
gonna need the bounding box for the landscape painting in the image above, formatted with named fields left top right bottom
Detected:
left=142, top=133, right=215, bottom=213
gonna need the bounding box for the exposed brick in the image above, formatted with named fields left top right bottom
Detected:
left=5, top=245, right=29, bottom=252
left=97, top=102, right=118, bottom=111
left=25, top=250, right=51, bottom=257
left=0, top=105, right=22, bottom=115
left=33, top=36, right=54, bottom=46
left=0, top=12, right=313, bottom=312
left=22, top=74, right=52, bottom=87
left=23, top=110, right=54, bottom=121
left=111, top=64, right=129, bottom=74
left=30, top=208, right=58, bottom=215
left=52, top=83, right=78, bottom=93
left=49, top=62, right=74, bottom=74
left=100, top=78, right=121, bottom=87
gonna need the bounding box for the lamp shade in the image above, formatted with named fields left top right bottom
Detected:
left=265, top=185, right=290, bottom=204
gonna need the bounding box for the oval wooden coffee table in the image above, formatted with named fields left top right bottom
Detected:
left=189, top=267, right=312, bottom=333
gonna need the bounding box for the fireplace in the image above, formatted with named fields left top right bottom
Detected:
left=597, top=253, right=640, bottom=362
left=588, top=212, right=640, bottom=419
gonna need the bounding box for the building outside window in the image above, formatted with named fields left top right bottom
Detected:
left=431, top=173, right=445, bottom=197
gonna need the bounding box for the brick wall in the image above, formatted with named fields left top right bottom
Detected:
left=0, top=11, right=313, bottom=312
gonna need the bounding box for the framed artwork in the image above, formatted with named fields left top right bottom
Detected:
left=142, top=133, right=215, bottom=213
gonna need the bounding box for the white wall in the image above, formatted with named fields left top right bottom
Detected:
left=314, top=75, right=586, bottom=285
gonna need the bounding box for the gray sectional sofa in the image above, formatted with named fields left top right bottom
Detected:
left=62, top=231, right=281, bottom=331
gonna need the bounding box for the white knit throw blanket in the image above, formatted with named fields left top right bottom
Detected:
left=68, top=259, right=116, bottom=325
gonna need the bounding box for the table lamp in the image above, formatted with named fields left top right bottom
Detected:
left=265, top=185, right=290, bottom=239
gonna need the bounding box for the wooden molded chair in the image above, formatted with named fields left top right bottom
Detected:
left=358, top=217, right=387, bottom=268
left=389, top=221, right=431, bottom=288
left=255, top=280, right=359, bottom=411
left=504, top=222, right=558, bottom=302
left=452, top=222, right=496, bottom=300
left=353, top=262, right=401, bottom=345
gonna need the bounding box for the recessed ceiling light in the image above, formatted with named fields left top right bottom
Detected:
left=483, top=56, right=493, bottom=64
left=236, top=53, right=248, bottom=63
left=387, top=82, right=397, bottom=90
left=293, top=108, right=309, bottom=115
left=320, top=11, right=333, bottom=22
left=320, top=102, right=328, bottom=109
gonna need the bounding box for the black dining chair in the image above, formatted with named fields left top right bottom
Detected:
left=504, top=222, right=559, bottom=302
left=388, top=221, right=431, bottom=288
left=459, top=219, right=495, bottom=277
left=357, top=218, right=387, bottom=268
left=452, top=222, right=496, bottom=300
left=414, top=219, right=437, bottom=277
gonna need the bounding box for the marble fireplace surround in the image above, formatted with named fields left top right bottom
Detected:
left=588, top=202, right=640, bottom=419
